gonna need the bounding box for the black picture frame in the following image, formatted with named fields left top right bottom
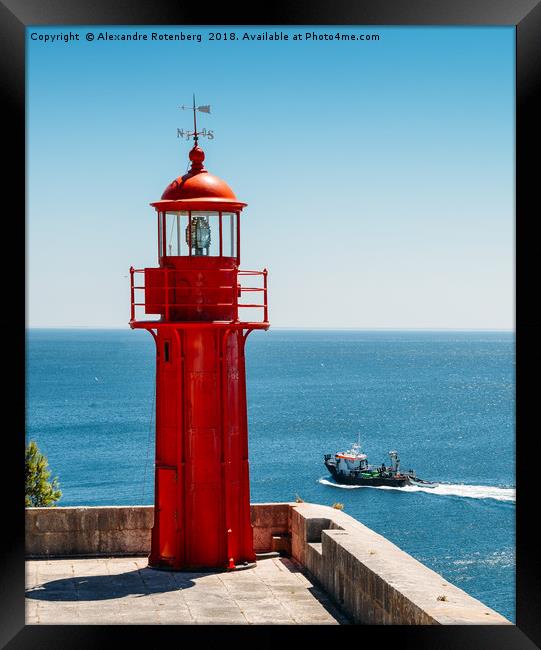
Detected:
left=5, top=0, right=540, bottom=647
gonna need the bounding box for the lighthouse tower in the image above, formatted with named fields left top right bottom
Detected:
left=129, top=122, right=269, bottom=570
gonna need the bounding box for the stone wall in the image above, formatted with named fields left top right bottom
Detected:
left=251, top=502, right=291, bottom=553
left=25, top=505, right=153, bottom=558
left=26, top=502, right=511, bottom=625
left=290, top=502, right=511, bottom=625
left=25, top=503, right=291, bottom=558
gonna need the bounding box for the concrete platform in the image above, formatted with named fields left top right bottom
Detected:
left=25, top=555, right=350, bottom=625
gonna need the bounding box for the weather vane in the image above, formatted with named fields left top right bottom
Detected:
left=178, top=94, right=214, bottom=143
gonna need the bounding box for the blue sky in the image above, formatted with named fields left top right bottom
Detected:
left=27, top=26, right=514, bottom=329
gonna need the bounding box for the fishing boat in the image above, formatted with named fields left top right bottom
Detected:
left=324, top=437, right=438, bottom=488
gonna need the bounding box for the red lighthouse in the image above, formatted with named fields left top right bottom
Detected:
left=129, top=119, right=269, bottom=570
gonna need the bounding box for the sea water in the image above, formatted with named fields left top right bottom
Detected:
left=26, top=328, right=515, bottom=621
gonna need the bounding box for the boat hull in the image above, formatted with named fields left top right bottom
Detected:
left=325, top=462, right=409, bottom=487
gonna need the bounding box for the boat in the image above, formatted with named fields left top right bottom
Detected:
left=323, top=437, right=438, bottom=488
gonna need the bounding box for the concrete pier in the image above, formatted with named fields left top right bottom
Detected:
left=25, top=502, right=511, bottom=625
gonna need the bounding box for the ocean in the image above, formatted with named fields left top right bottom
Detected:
left=26, top=328, right=515, bottom=621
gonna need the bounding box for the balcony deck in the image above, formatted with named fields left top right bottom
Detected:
left=129, top=267, right=269, bottom=329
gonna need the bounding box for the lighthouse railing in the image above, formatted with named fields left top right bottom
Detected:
left=129, top=266, right=135, bottom=322
left=129, top=267, right=268, bottom=325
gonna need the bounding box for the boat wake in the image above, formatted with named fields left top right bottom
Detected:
left=318, top=477, right=515, bottom=502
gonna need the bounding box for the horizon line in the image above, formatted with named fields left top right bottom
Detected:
left=26, top=325, right=515, bottom=333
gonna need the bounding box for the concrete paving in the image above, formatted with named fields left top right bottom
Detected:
left=25, top=556, right=350, bottom=625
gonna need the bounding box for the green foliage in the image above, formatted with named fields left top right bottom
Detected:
left=25, top=440, right=62, bottom=507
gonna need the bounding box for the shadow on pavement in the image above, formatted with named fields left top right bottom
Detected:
left=25, top=567, right=208, bottom=602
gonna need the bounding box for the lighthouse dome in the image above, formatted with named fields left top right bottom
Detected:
left=155, top=146, right=245, bottom=210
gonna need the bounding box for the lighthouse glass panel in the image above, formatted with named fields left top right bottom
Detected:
left=162, top=212, right=188, bottom=257
left=221, top=212, right=238, bottom=259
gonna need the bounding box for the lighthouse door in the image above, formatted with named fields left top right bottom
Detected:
left=156, top=467, right=178, bottom=560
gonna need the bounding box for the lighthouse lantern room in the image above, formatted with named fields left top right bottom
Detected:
left=129, top=106, right=269, bottom=570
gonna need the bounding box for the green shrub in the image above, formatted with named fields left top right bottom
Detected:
left=25, top=440, right=62, bottom=507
